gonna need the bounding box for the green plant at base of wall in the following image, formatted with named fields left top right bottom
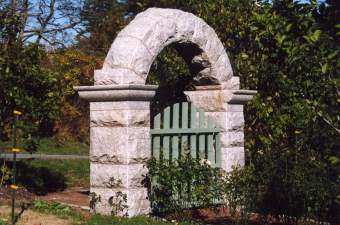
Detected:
left=147, top=152, right=226, bottom=214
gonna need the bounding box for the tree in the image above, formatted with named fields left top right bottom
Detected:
left=79, top=0, right=128, bottom=55
left=0, top=1, right=60, bottom=150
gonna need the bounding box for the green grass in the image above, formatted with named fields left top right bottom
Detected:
left=32, top=199, right=84, bottom=221
left=0, top=137, right=89, bottom=155
left=28, top=159, right=90, bottom=187
left=77, top=215, right=195, bottom=225
left=30, top=200, right=195, bottom=225
left=36, top=138, right=89, bottom=155
left=14, top=159, right=89, bottom=194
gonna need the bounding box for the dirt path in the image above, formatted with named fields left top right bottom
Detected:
left=38, top=187, right=90, bottom=210
left=0, top=185, right=89, bottom=210
left=0, top=206, right=72, bottom=225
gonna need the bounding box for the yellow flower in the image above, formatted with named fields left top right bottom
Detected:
left=10, top=185, right=19, bottom=190
left=11, top=148, right=21, bottom=153
left=13, top=110, right=22, bottom=116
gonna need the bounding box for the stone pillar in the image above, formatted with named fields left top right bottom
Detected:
left=185, top=78, right=256, bottom=172
left=75, top=85, right=157, bottom=217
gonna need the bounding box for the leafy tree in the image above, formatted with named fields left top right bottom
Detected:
left=0, top=2, right=60, bottom=150
left=243, top=1, right=339, bottom=223
left=45, top=48, right=102, bottom=142
left=80, top=0, right=129, bottom=55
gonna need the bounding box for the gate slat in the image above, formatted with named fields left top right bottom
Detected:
left=181, top=103, right=189, bottom=154
left=163, top=107, right=171, bottom=160
left=190, top=105, right=197, bottom=158
left=172, top=103, right=180, bottom=160
left=153, top=113, right=161, bottom=160
left=215, top=133, right=221, bottom=167
left=207, top=117, right=215, bottom=165
left=198, top=110, right=206, bottom=159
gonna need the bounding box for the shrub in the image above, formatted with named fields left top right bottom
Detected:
left=147, top=152, right=225, bottom=214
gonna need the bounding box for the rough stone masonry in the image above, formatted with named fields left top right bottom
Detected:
left=75, top=8, right=256, bottom=217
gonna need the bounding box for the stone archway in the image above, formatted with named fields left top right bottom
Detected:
left=95, top=8, right=232, bottom=86
left=75, top=8, right=256, bottom=217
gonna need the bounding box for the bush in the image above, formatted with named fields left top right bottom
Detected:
left=147, top=152, right=225, bottom=214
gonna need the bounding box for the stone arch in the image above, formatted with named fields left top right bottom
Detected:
left=75, top=7, right=257, bottom=217
left=95, top=8, right=233, bottom=86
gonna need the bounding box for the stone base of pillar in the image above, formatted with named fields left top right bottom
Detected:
left=90, top=187, right=150, bottom=217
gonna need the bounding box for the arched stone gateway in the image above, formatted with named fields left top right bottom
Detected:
left=75, top=8, right=256, bottom=217
left=96, top=8, right=232, bottom=86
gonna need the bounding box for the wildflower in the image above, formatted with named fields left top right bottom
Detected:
left=13, top=110, right=22, bottom=116
left=11, top=148, right=21, bottom=153
left=200, top=159, right=212, bottom=166
left=10, top=185, right=19, bottom=190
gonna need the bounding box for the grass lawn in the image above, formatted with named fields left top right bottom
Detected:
left=15, top=159, right=90, bottom=193
left=0, top=137, right=89, bottom=155
left=0, top=200, right=196, bottom=225
left=27, top=159, right=89, bottom=187
left=79, top=215, right=194, bottom=225
left=1, top=137, right=90, bottom=190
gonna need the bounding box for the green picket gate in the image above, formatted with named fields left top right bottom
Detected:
left=150, top=102, right=221, bottom=166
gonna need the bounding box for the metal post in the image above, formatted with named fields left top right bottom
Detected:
left=11, top=110, right=21, bottom=225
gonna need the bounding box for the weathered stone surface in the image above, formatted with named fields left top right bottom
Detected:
left=91, top=163, right=147, bottom=188
left=94, top=69, right=145, bottom=85
left=221, top=147, right=245, bottom=172
left=185, top=90, right=224, bottom=112
left=99, top=8, right=233, bottom=85
left=103, top=36, right=153, bottom=78
left=90, top=187, right=150, bottom=217
left=205, top=111, right=244, bottom=132
left=90, top=127, right=150, bottom=164
left=185, top=90, right=236, bottom=112
left=90, top=101, right=150, bottom=111
left=90, top=110, right=150, bottom=127
left=224, top=104, right=244, bottom=112
left=220, top=131, right=244, bottom=148
left=118, top=16, right=176, bottom=57
left=222, top=76, right=240, bottom=90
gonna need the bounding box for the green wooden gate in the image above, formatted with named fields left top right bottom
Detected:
left=150, top=102, right=221, bottom=166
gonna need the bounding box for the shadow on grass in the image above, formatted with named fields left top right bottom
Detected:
left=14, top=161, right=66, bottom=195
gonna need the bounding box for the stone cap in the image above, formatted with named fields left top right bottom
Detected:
left=74, top=85, right=158, bottom=102
left=229, top=90, right=257, bottom=104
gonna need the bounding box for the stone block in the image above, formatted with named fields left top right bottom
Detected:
left=215, top=54, right=233, bottom=82
left=90, top=127, right=150, bottom=164
left=205, top=111, right=244, bottom=132
left=185, top=90, right=224, bottom=112
left=94, top=68, right=145, bottom=85
left=90, top=110, right=150, bottom=127
left=224, top=104, right=244, bottom=112
left=119, top=15, right=177, bottom=57
left=91, top=163, right=147, bottom=188
left=221, top=147, right=245, bottom=172
left=90, top=187, right=150, bottom=217
left=220, top=131, right=244, bottom=148
left=103, top=36, right=153, bottom=77
left=222, top=76, right=240, bottom=90
left=185, top=90, right=236, bottom=112
left=90, top=101, right=150, bottom=111
left=226, top=111, right=244, bottom=132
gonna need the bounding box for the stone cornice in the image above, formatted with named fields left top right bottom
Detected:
left=74, top=85, right=158, bottom=102
left=229, top=90, right=257, bottom=104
